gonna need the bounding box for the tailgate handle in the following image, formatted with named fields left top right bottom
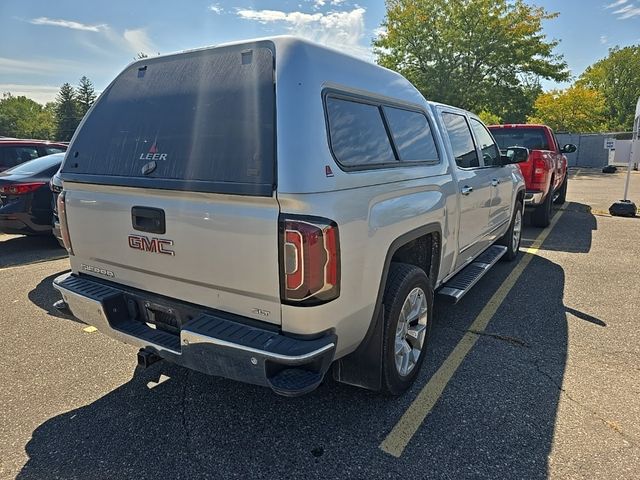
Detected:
left=131, top=206, right=166, bottom=234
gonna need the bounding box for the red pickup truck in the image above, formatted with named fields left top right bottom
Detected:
left=488, top=124, right=576, bottom=227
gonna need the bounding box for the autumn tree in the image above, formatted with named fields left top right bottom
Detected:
left=374, top=0, right=569, bottom=122
left=477, top=110, right=502, bottom=126
left=55, top=82, right=79, bottom=141
left=578, top=45, right=640, bottom=131
left=76, top=76, right=97, bottom=118
left=527, top=86, right=607, bottom=133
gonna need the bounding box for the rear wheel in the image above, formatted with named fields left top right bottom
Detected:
left=498, top=201, right=523, bottom=261
left=532, top=184, right=553, bottom=227
left=554, top=176, right=568, bottom=205
left=381, top=263, right=433, bottom=395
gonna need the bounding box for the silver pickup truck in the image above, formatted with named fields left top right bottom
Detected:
left=53, top=36, right=526, bottom=396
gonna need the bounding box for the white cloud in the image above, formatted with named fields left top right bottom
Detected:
left=605, top=0, right=628, bottom=8
left=612, top=3, right=640, bottom=18
left=29, top=16, right=157, bottom=56
left=600, top=35, right=608, bottom=44
left=209, top=3, right=224, bottom=14
left=236, top=9, right=322, bottom=24
left=236, top=7, right=370, bottom=60
left=122, top=28, right=156, bottom=54
left=373, top=26, right=387, bottom=39
left=30, top=17, right=106, bottom=32
left=0, top=84, right=61, bottom=104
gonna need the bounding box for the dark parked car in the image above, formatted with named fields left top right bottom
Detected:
left=0, top=139, right=67, bottom=172
left=0, top=153, right=64, bottom=237
left=50, top=168, right=64, bottom=246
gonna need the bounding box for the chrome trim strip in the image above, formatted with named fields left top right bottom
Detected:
left=180, top=330, right=335, bottom=363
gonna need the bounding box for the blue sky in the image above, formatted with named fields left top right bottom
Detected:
left=1, top=0, right=639, bottom=104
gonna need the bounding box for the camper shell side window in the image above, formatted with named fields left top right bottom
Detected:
left=323, top=91, right=441, bottom=171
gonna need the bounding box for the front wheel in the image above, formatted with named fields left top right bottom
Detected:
left=381, top=263, right=433, bottom=395
left=498, top=201, right=523, bottom=261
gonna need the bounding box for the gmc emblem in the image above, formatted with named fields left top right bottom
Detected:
left=128, top=234, right=175, bottom=256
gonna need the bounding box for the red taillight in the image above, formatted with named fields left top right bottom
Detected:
left=531, top=152, right=548, bottom=186
left=280, top=215, right=340, bottom=305
left=0, top=182, right=46, bottom=195
left=57, top=190, right=74, bottom=255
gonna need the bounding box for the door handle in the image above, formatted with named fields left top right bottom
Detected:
left=461, top=185, right=473, bottom=196
left=491, top=178, right=500, bottom=187
left=131, top=206, right=166, bottom=234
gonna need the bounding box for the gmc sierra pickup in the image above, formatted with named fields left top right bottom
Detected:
left=489, top=124, right=576, bottom=227
left=53, top=37, right=526, bottom=396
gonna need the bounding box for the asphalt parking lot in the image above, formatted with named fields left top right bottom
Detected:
left=1, top=168, right=639, bottom=480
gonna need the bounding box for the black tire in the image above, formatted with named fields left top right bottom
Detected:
left=381, top=263, right=433, bottom=395
left=554, top=176, right=567, bottom=205
left=497, top=201, right=523, bottom=261
left=532, top=184, right=553, bottom=227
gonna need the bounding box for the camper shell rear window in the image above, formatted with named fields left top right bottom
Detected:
left=61, top=42, right=276, bottom=196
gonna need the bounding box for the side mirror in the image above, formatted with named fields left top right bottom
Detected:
left=560, top=144, right=577, bottom=154
left=500, top=146, right=529, bottom=165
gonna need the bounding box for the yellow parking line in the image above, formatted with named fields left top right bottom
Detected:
left=379, top=209, right=566, bottom=457
left=83, top=326, right=98, bottom=333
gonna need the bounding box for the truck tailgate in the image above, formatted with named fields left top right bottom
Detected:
left=65, top=182, right=282, bottom=324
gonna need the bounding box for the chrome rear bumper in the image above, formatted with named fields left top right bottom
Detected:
left=53, top=273, right=335, bottom=396
left=524, top=190, right=544, bottom=206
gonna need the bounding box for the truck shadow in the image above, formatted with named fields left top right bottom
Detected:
left=522, top=201, right=596, bottom=253
left=0, top=234, right=66, bottom=268
left=17, top=215, right=599, bottom=479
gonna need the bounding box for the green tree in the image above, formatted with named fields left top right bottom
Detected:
left=578, top=45, right=640, bottom=131
left=55, top=82, right=79, bottom=141
left=0, top=93, right=55, bottom=139
left=33, top=102, right=57, bottom=140
left=76, top=76, right=97, bottom=118
left=374, top=0, right=569, bottom=122
left=527, top=86, right=607, bottom=133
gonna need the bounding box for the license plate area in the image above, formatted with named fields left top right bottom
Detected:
left=119, top=292, right=202, bottom=338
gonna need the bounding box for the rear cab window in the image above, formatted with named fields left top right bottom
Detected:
left=324, top=94, right=439, bottom=170
left=441, top=112, right=480, bottom=168
left=490, top=127, right=551, bottom=151
left=61, top=43, right=276, bottom=196
left=469, top=119, right=501, bottom=167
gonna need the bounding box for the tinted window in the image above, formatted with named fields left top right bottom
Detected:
left=441, top=113, right=479, bottom=168
left=383, top=107, right=439, bottom=163
left=44, top=147, right=66, bottom=155
left=62, top=46, right=275, bottom=195
left=0, top=146, right=39, bottom=169
left=489, top=127, right=550, bottom=151
left=470, top=119, right=501, bottom=167
left=326, top=97, right=396, bottom=168
left=4, top=153, right=63, bottom=175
